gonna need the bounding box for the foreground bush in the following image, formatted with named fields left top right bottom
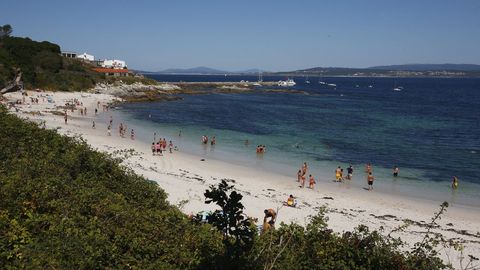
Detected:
left=0, top=106, right=223, bottom=269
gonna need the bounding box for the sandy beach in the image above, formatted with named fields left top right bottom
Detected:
left=2, top=90, right=479, bottom=267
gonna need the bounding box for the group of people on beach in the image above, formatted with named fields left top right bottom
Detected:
left=151, top=138, right=174, bottom=155
left=297, top=162, right=316, bottom=189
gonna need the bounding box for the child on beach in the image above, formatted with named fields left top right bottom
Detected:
left=151, top=142, right=156, bottom=155
left=308, top=174, right=316, bottom=189
left=297, top=169, right=302, bottom=182
left=367, top=172, right=374, bottom=190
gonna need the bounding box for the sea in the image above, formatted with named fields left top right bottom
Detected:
left=111, top=75, right=480, bottom=207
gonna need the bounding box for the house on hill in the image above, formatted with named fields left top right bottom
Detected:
left=76, top=52, right=94, bottom=62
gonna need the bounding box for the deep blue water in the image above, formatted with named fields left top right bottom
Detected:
left=119, top=75, right=480, bottom=199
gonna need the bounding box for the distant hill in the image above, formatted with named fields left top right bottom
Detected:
left=156, top=66, right=228, bottom=74
left=147, top=66, right=265, bottom=75
left=277, top=64, right=480, bottom=77
left=368, top=64, right=480, bottom=71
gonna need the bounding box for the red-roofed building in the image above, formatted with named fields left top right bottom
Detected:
left=92, top=68, right=131, bottom=77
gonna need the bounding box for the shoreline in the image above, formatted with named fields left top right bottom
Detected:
left=2, top=90, right=479, bottom=267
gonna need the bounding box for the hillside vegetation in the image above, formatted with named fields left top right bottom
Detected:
left=0, top=34, right=106, bottom=91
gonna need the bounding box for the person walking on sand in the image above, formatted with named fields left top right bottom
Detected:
left=452, top=176, right=459, bottom=189
left=308, top=174, right=316, bottom=189
left=131, top=129, right=135, bottom=140
left=92, top=120, right=95, bottom=129
left=300, top=173, right=306, bottom=188
left=119, top=123, right=124, bottom=137
left=367, top=172, right=374, bottom=190
left=169, top=141, right=173, bottom=153
left=393, top=166, right=399, bottom=177
left=107, top=125, right=111, bottom=136
left=297, top=169, right=302, bottom=182
left=64, top=112, right=68, bottom=124
left=151, top=142, right=156, bottom=156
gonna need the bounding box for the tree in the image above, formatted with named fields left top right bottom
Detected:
left=0, top=24, right=12, bottom=38
left=204, top=180, right=255, bottom=266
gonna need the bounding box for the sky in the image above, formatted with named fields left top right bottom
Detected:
left=2, top=0, right=480, bottom=71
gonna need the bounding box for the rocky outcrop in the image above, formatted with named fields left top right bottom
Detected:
left=91, top=82, right=181, bottom=97
left=91, top=82, right=182, bottom=102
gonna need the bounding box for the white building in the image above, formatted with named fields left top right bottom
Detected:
left=76, top=52, right=94, bottom=61
left=101, top=59, right=127, bottom=69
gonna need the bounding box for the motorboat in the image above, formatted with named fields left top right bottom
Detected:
left=278, top=79, right=296, bottom=87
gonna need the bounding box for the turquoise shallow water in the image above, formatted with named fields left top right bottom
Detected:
left=111, top=75, right=480, bottom=207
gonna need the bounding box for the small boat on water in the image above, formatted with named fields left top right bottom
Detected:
left=393, top=87, right=403, bottom=91
left=278, top=79, right=296, bottom=87
left=319, top=81, right=327, bottom=85
left=327, top=83, right=336, bottom=87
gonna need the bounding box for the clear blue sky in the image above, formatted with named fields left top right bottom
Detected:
left=2, top=0, right=480, bottom=71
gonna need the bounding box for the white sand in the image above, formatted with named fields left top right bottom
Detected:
left=3, top=90, right=479, bottom=268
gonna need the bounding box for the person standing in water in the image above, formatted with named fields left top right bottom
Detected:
left=393, top=166, right=399, bottom=177
left=367, top=172, right=374, bottom=191
left=347, top=165, right=354, bottom=180
left=452, top=176, right=459, bottom=189
left=211, top=136, right=216, bottom=145
left=366, top=163, right=372, bottom=174
left=297, top=169, right=302, bottom=182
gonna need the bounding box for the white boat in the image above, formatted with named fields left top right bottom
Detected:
left=319, top=81, right=327, bottom=85
left=278, top=79, right=296, bottom=87
left=393, top=79, right=403, bottom=91
left=305, top=75, right=310, bottom=84
left=327, top=83, right=336, bottom=87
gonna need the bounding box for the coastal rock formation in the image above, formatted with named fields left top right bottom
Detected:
left=91, top=81, right=182, bottom=102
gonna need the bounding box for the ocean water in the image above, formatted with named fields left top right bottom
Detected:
left=114, top=75, right=480, bottom=207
